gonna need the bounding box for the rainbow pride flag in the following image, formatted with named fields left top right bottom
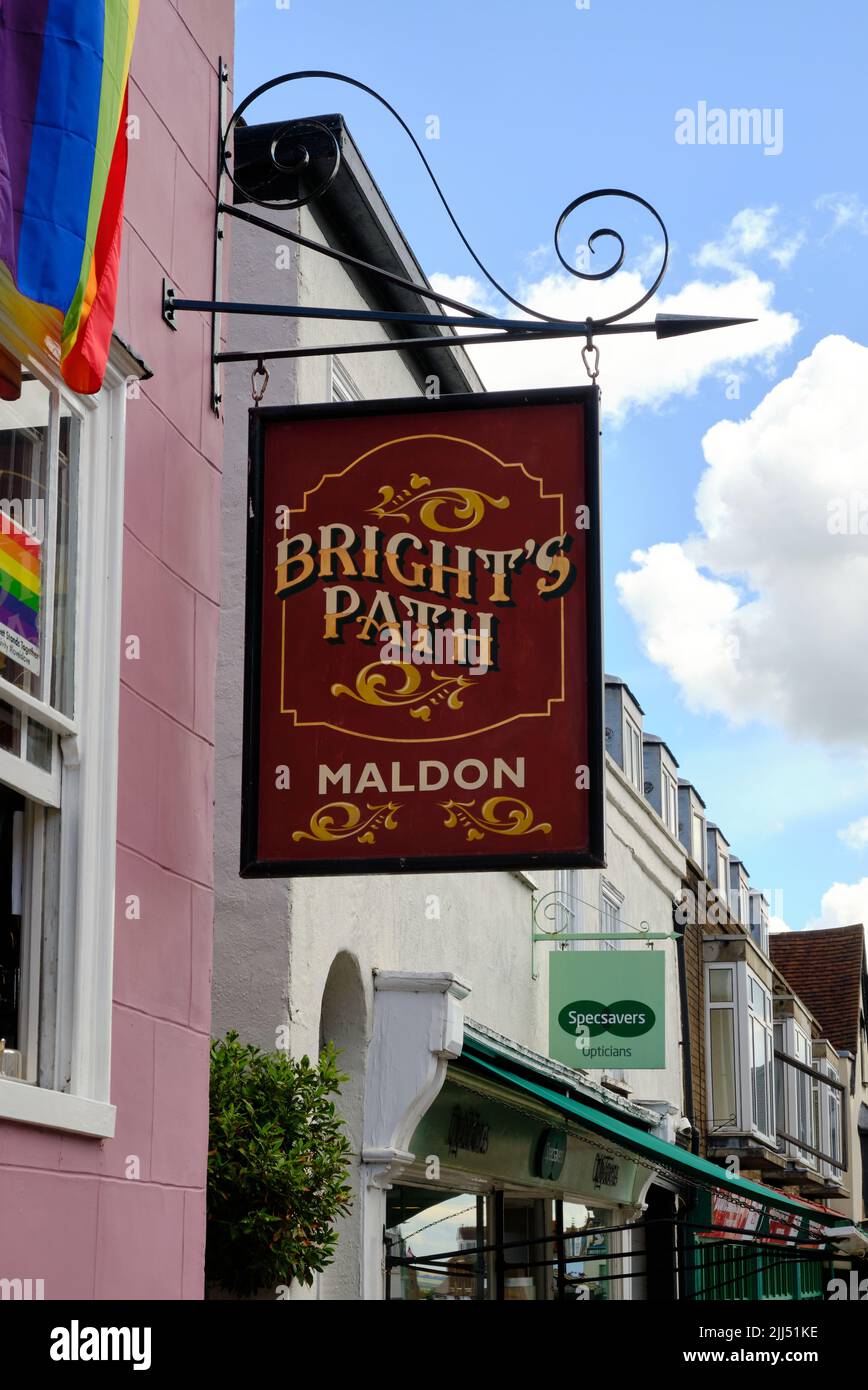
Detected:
left=0, top=511, right=41, bottom=675
left=0, top=0, right=139, bottom=395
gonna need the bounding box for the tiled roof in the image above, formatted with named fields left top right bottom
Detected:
left=770, top=925, right=866, bottom=1054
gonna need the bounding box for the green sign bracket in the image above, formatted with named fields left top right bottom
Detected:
left=531, top=890, right=679, bottom=979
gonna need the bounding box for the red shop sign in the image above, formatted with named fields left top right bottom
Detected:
left=241, top=387, right=604, bottom=877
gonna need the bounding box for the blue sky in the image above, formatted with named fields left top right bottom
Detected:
left=235, top=0, right=868, bottom=930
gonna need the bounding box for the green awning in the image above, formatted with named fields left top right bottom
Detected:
left=460, top=1040, right=847, bottom=1226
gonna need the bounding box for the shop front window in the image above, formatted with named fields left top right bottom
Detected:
left=560, top=1204, right=611, bottom=1300
left=385, top=1187, right=488, bottom=1301
left=502, top=1196, right=548, bottom=1299
left=386, top=1188, right=626, bottom=1301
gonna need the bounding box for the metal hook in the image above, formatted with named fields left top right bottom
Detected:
left=582, top=319, right=600, bottom=383
left=251, top=359, right=270, bottom=405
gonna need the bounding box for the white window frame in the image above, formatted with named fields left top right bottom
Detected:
left=746, top=968, right=775, bottom=1144
left=599, top=880, right=623, bottom=952
left=777, top=1018, right=816, bottom=1167
left=749, top=894, right=770, bottom=955
left=661, top=766, right=678, bottom=837
left=622, top=712, right=642, bottom=792
left=705, top=962, right=775, bottom=1144
left=706, top=963, right=739, bottom=1131
left=729, top=871, right=748, bottom=926
left=716, top=850, right=729, bottom=900
left=554, top=866, right=585, bottom=951
left=0, top=338, right=129, bottom=1137
left=812, top=1059, right=843, bottom=1181
left=690, top=810, right=706, bottom=872
left=599, top=882, right=625, bottom=1081
left=330, top=356, right=362, bottom=403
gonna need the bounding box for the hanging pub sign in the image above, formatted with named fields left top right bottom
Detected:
left=241, top=386, right=603, bottom=876
left=549, top=950, right=666, bottom=1070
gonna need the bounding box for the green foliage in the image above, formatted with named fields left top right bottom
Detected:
left=207, top=1031, right=353, bottom=1297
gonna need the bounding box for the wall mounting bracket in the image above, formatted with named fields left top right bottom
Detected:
left=164, top=67, right=756, bottom=413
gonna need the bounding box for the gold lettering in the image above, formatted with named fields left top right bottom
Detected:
left=276, top=532, right=315, bottom=594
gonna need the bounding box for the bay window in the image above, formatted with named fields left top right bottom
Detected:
left=747, top=971, right=774, bottom=1141
left=0, top=339, right=130, bottom=1135
left=813, top=1060, right=843, bottom=1181
left=705, top=962, right=775, bottom=1143
left=775, top=1018, right=821, bottom=1168
left=707, top=965, right=738, bottom=1128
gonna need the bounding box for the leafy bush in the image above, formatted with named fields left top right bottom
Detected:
left=207, top=1031, right=353, bottom=1297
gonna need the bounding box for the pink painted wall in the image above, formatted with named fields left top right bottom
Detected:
left=0, top=0, right=233, bottom=1298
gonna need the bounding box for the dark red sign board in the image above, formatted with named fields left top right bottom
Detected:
left=241, top=387, right=604, bottom=876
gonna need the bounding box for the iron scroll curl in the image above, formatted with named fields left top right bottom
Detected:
left=219, top=69, right=670, bottom=328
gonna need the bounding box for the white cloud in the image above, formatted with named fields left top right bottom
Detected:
left=617, top=335, right=868, bottom=744
left=839, top=816, right=868, bottom=851
left=430, top=205, right=803, bottom=424
left=695, top=207, right=804, bottom=274
left=816, top=192, right=868, bottom=237
left=767, top=915, right=792, bottom=934
left=432, top=263, right=797, bottom=426
left=696, top=207, right=777, bottom=270
left=428, top=272, right=501, bottom=318
left=809, top=878, right=868, bottom=931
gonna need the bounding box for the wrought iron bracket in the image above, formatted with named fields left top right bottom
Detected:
left=164, top=66, right=756, bottom=413
left=530, top=889, right=678, bottom=980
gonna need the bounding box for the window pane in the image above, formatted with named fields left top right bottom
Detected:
left=50, top=411, right=79, bottom=716
left=710, top=1008, right=738, bottom=1125
left=25, top=717, right=52, bottom=771
left=385, top=1188, right=487, bottom=1301
left=709, top=969, right=733, bottom=1003
left=0, top=698, right=21, bottom=755
left=751, top=1018, right=770, bottom=1135
left=830, top=1093, right=840, bottom=1163
left=601, top=892, right=620, bottom=950
left=0, top=781, right=24, bottom=1048
left=0, top=377, right=50, bottom=695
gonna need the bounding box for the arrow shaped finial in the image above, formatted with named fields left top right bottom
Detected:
left=654, top=313, right=758, bottom=339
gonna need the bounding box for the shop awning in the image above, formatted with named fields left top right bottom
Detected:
left=460, top=1038, right=849, bottom=1227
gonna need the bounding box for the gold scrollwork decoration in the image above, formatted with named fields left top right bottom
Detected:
left=291, top=801, right=401, bottom=845
left=332, top=660, right=474, bottom=722
left=438, top=797, right=552, bottom=842
left=368, top=474, right=509, bottom=533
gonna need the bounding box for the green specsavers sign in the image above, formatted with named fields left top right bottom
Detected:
left=549, top=950, right=666, bottom=1069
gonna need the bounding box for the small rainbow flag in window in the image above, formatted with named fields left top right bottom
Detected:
left=0, top=511, right=41, bottom=675
left=0, top=1, right=139, bottom=395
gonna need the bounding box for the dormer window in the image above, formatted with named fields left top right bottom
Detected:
left=678, top=782, right=707, bottom=870
left=707, top=826, right=732, bottom=899
left=730, top=862, right=750, bottom=927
